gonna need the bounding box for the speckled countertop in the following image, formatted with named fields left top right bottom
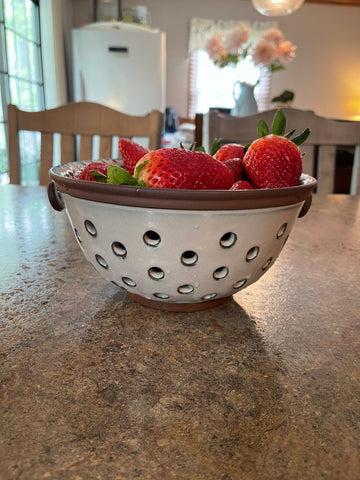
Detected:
left=1, top=186, right=359, bottom=480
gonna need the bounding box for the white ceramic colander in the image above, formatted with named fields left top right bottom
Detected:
left=48, top=159, right=317, bottom=311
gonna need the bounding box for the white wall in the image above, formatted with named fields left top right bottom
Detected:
left=40, top=0, right=67, bottom=107
left=69, top=0, right=360, bottom=120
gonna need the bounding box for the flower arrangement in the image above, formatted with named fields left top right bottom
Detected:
left=205, top=26, right=296, bottom=72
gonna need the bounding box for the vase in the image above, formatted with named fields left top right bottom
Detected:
left=231, top=81, right=258, bottom=117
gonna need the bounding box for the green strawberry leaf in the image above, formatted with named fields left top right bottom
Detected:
left=134, top=159, right=150, bottom=180
left=90, top=170, right=108, bottom=183
left=107, top=166, right=138, bottom=185
left=284, top=129, right=296, bottom=139
left=195, top=145, right=206, bottom=153
left=244, top=142, right=251, bottom=152
left=210, top=138, right=222, bottom=156
left=272, top=109, right=286, bottom=136
left=291, top=128, right=311, bottom=146
left=257, top=119, right=269, bottom=138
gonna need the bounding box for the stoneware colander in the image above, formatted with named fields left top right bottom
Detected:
left=48, top=159, right=317, bottom=311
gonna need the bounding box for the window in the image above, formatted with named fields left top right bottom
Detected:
left=0, top=0, right=44, bottom=185
left=188, top=50, right=272, bottom=118
left=187, top=17, right=276, bottom=119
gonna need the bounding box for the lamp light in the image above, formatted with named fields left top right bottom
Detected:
left=252, top=0, right=304, bottom=16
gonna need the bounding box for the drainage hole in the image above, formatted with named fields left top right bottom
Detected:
left=277, top=223, right=288, bottom=238
left=201, top=293, right=217, bottom=300
left=220, top=232, right=237, bottom=248
left=262, top=257, right=273, bottom=271
left=84, top=220, right=97, bottom=237
left=177, top=284, right=194, bottom=294
left=122, top=277, right=136, bottom=287
left=74, top=228, right=82, bottom=243
left=154, top=292, right=169, bottom=299
left=246, top=246, right=259, bottom=261
left=143, top=230, right=161, bottom=247
left=148, top=267, right=165, bottom=280
left=95, top=254, right=108, bottom=269
left=233, top=279, right=247, bottom=289
left=181, top=250, right=198, bottom=266
left=112, top=241, right=127, bottom=257
left=213, top=266, right=229, bottom=280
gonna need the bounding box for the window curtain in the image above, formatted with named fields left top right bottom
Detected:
left=188, top=17, right=277, bottom=54
left=39, top=0, right=67, bottom=108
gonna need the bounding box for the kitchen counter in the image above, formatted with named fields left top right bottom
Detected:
left=1, top=186, right=359, bottom=479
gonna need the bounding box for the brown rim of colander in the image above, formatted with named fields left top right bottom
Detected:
left=49, top=159, right=317, bottom=211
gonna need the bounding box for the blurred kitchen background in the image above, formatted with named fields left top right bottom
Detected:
left=0, top=0, right=359, bottom=184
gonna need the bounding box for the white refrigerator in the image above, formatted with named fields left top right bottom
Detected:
left=72, top=22, right=166, bottom=116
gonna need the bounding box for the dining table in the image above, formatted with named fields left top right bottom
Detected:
left=0, top=184, right=359, bottom=480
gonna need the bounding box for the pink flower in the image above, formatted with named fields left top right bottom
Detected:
left=224, top=25, right=249, bottom=53
left=251, top=40, right=277, bottom=67
left=205, top=34, right=227, bottom=62
left=277, top=41, right=296, bottom=63
left=261, top=29, right=285, bottom=47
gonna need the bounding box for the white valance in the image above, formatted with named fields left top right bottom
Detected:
left=188, top=17, right=277, bottom=53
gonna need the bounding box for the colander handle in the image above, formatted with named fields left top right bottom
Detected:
left=47, top=181, right=65, bottom=212
left=298, top=194, right=312, bottom=218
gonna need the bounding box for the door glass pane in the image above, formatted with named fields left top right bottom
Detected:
left=6, top=30, right=42, bottom=82
left=19, top=130, right=40, bottom=185
left=9, top=77, right=43, bottom=110
left=3, top=0, right=37, bottom=42
left=0, top=0, right=43, bottom=184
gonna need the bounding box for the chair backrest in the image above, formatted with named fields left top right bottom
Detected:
left=8, top=102, right=164, bottom=185
left=205, top=108, right=360, bottom=195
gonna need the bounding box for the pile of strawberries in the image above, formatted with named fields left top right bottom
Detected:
left=75, top=110, right=310, bottom=191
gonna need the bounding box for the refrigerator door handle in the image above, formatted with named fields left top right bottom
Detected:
left=108, top=46, right=129, bottom=53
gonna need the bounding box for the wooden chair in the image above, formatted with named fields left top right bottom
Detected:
left=205, top=108, right=360, bottom=195
left=8, top=102, right=164, bottom=185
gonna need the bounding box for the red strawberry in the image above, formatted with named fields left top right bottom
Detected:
left=230, top=180, right=254, bottom=190
left=118, top=138, right=149, bottom=175
left=214, top=143, right=245, bottom=163
left=75, top=162, right=109, bottom=181
left=223, top=158, right=243, bottom=182
left=135, top=148, right=234, bottom=190
left=243, top=134, right=302, bottom=189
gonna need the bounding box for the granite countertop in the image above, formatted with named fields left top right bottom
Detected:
left=1, top=186, right=359, bottom=480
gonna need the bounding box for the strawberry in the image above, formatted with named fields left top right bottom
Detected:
left=214, top=143, right=245, bottom=163
left=134, top=148, right=234, bottom=190
left=75, top=162, right=109, bottom=181
left=230, top=180, right=254, bottom=190
left=242, top=109, right=310, bottom=189
left=118, top=138, right=149, bottom=175
left=243, top=134, right=302, bottom=189
left=223, top=158, right=243, bottom=182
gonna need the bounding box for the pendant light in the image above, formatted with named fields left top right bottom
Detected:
left=252, top=0, right=304, bottom=16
